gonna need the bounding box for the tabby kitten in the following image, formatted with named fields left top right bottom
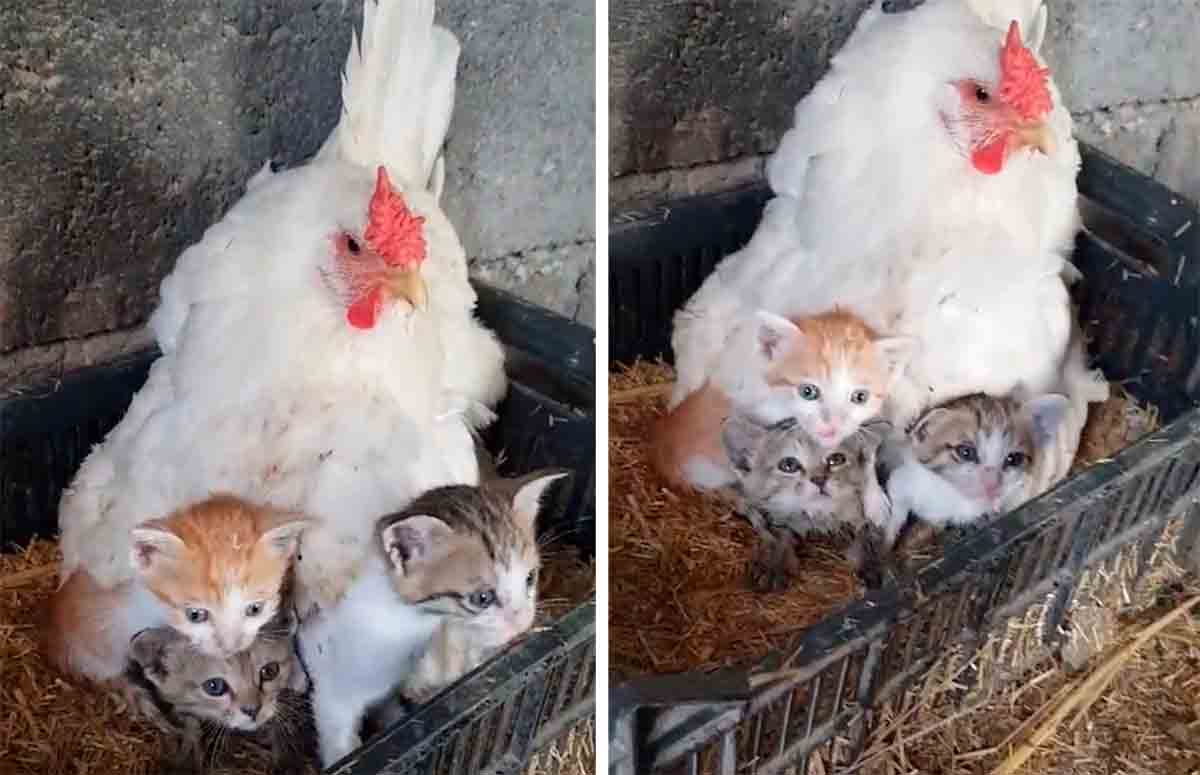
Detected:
left=722, top=413, right=889, bottom=591
left=126, top=610, right=309, bottom=773
left=873, top=391, right=1069, bottom=557
left=300, top=468, right=568, bottom=768
left=653, top=307, right=913, bottom=491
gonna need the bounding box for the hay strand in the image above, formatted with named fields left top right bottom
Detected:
left=0, top=564, right=57, bottom=590
left=611, top=383, right=674, bottom=404
left=990, top=594, right=1200, bottom=775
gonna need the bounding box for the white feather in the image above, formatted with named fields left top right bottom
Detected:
left=315, top=0, right=458, bottom=194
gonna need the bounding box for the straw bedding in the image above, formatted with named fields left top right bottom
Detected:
left=609, top=360, right=1158, bottom=682
left=0, top=540, right=594, bottom=775
left=859, top=580, right=1200, bottom=775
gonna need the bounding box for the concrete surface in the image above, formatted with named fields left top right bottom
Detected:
left=610, top=0, right=872, bottom=178
left=0, top=0, right=594, bottom=385
left=610, top=0, right=1200, bottom=210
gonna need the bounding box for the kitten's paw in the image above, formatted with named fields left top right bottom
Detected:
left=856, top=557, right=901, bottom=590
left=849, top=532, right=899, bottom=591
left=857, top=563, right=883, bottom=590
left=748, top=538, right=799, bottom=593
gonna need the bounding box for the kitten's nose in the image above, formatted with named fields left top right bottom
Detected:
left=982, top=467, right=1001, bottom=495
left=241, top=705, right=260, bottom=721
left=811, top=474, right=828, bottom=491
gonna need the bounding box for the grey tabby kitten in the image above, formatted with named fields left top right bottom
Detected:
left=722, top=414, right=890, bottom=591
left=126, top=609, right=311, bottom=774
left=361, top=445, right=570, bottom=739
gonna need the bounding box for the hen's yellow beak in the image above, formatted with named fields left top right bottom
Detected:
left=1012, top=120, right=1056, bottom=157
left=387, top=267, right=428, bottom=311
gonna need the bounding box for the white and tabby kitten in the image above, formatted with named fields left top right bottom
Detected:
left=300, top=469, right=567, bottom=768
left=721, top=413, right=889, bottom=590
left=876, top=391, right=1069, bottom=551
left=126, top=610, right=308, bottom=773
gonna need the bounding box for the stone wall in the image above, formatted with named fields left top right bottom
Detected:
left=0, top=0, right=594, bottom=387
left=610, top=0, right=1200, bottom=209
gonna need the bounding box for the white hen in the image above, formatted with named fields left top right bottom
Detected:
left=57, top=0, right=506, bottom=612
left=670, top=0, right=1106, bottom=494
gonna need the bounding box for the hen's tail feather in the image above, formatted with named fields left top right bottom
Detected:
left=317, top=0, right=458, bottom=193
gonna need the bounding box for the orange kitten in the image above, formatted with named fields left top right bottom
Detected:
left=652, top=307, right=913, bottom=490
left=46, top=494, right=307, bottom=686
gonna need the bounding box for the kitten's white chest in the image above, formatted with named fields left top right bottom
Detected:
left=301, top=562, right=442, bottom=767
left=301, top=565, right=438, bottom=693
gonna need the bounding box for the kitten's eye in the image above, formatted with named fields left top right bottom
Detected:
left=952, top=443, right=979, bottom=463
left=777, top=457, right=803, bottom=474
left=1004, top=451, right=1028, bottom=468
left=798, top=384, right=821, bottom=401
left=346, top=235, right=361, bottom=254
left=202, top=678, right=228, bottom=697
left=468, top=589, right=498, bottom=609
left=259, top=662, right=281, bottom=683
left=185, top=607, right=209, bottom=624
left=974, top=85, right=991, bottom=103
left=244, top=601, right=265, bottom=618
left=849, top=389, right=870, bottom=405
left=826, top=452, right=847, bottom=468
left=525, top=569, right=538, bottom=589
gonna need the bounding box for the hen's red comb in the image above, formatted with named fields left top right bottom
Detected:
left=998, top=20, right=1052, bottom=120
left=364, top=166, right=427, bottom=268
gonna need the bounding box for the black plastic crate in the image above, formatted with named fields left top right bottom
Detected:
left=0, top=282, right=596, bottom=775
left=608, top=143, right=1200, bottom=774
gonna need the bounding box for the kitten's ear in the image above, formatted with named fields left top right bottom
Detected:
left=909, top=407, right=950, bottom=442
left=510, top=469, right=571, bottom=534
left=1021, top=393, right=1070, bottom=449
left=258, top=515, right=310, bottom=559
left=754, top=310, right=803, bottom=361
left=380, top=515, right=456, bottom=575
left=268, top=605, right=299, bottom=638
left=856, top=418, right=894, bottom=450
left=129, top=524, right=186, bottom=573
left=721, top=414, right=765, bottom=473
left=875, top=336, right=917, bottom=377
left=129, top=627, right=185, bottom=674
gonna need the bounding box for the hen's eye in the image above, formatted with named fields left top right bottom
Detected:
left=244, top=601, right=264, bottom=618
left=185, top=607, right=209, bottom=624
left=975, top=85, right=991, bottom=103
left=259, top=662, right=280, bottom=683
left=952, top=443, right=979, bottom=463
left=826, top=452, right=847, bottom=468
left=799, top=384, right=821, bottom=401
left=850, top=389, right=870, bottom=405
left=468, top=589, right=498, bottom=609
left=1004, top=451, right=1028, bottom=468
left=777, top=457, right=803, bottom=474
left=202, top=678, right=228, bottom=697
left=346, top=235, right=361, bottom=254
left=526, top=569, right=538, bottom=589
